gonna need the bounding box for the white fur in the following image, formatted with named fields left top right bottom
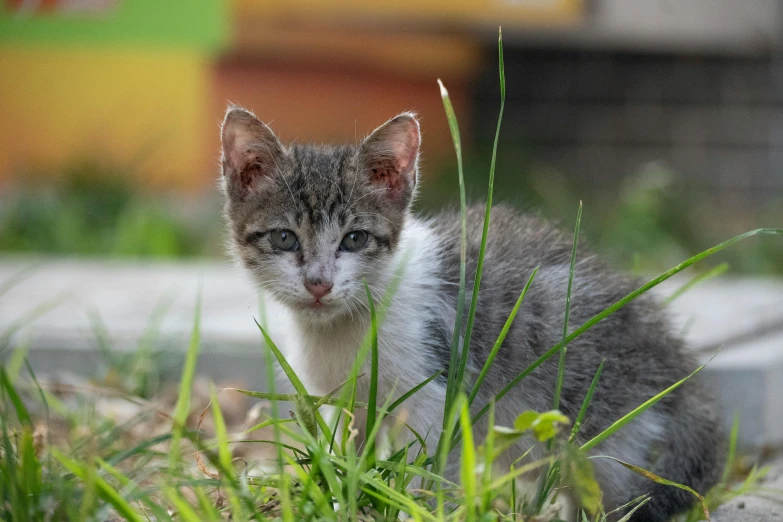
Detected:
left=262, top=217, right=449, bottom=451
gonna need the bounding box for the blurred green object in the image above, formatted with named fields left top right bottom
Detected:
left=0, top=163, right=222, bottom=258
left=1, top=155, right=780, bottom=274
left=0, top=0, right=228, bottom=52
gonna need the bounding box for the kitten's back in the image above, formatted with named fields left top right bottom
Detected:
left=429, top=204, right=722, bottom=520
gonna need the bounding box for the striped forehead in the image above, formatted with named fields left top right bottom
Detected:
left=289, top=144, right=356, bottom=228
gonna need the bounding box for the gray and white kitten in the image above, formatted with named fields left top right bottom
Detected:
left=220, top=107, right=721, bottom=521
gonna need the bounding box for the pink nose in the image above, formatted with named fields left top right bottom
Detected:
left=305, top=281, right=333, bottom=299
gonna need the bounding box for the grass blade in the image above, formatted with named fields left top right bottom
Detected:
left=169, top=288, right=201, bottom=470
left=0, top=291, right=71, bottom=346
left=387, top=370, right=442, bottom=414
left=0, top=367, right=31, bottom=427
left=261, top=323, right=293, bottom=522
left=255, top=319, right=336, bottom=448
left=6, top=339, right=30, bottom=384
left=593, top=455, right=710, bottom=520
left=363, top=280, right=379, bottom=466
left=480, top=401, right=496, bottom=513
left=387, top=446, right=408, bottom=522
left=437, top=78, right=468, bottom=417
left=458, top=27, right=507, bottom=398
left=553, top=201, right=582, bottom=410
left=436, top=392, right=465, bottom=514
left=105, top=433, right=173, bottom=466
left=163, top=487, right=206, bottom=522
left=460, top=398, right=477, bottom=522
left=375, top=460, right=457, bottom=487
left=581, top=356, right=713, bottom=452
left=96, top=458, right=173, bottom=521
left=210, top=385, right=245, bottom=519
left=721, top=412, right=740, bottom=484
left=0, top=264, right=37, bottom=299
left=569, top=359, right=605, bottom=442
left=468, top=266, right=538, bottom=406
left=53, top=448, right=145, bottom=522
left=663, top=262, right=729, bottom=305
left=615, top=496, right=651, bottom=521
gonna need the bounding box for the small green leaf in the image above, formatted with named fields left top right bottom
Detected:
left=489, top=410, right=571, bottom=458
left=511, top=410, right=570, bottom=442
left=514, top=411, right=539, bottom=431
left=532, top=411, right=570, bottom=442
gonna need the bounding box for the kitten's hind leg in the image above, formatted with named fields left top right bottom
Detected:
left=594, top=395, right=723, bottom=522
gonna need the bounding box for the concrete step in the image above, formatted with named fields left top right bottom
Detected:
left=1, top=257, right=782, bottom=448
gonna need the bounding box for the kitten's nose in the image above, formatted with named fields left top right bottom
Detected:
left=305, top=280, right=333, bottom=299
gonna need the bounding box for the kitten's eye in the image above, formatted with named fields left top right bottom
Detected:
left=340, top=230, right=369, bottom=252
left=270, top=229, right=299, bottom=251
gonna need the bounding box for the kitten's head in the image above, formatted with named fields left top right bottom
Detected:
left=220, top=107, right=420, bottom=323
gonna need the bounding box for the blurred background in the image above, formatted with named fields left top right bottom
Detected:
left=1, top=1, right=783, bottom=449
left=1, top=0, right=781, bottom=272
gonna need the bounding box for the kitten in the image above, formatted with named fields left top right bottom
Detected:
left=220, top=107, right=722, bottom=521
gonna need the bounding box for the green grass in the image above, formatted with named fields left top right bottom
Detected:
left=2, top=28, right=783, bottom=522
left=0, top=161, right=222, bottom=258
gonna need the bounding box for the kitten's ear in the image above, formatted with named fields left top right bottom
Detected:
left=358, top=112, right=420, bottom=207
left=221, top=107, right=283, bottom=199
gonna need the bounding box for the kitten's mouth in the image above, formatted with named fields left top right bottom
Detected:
left=304, top=298, right=332, bottom=311
left=294, top=296, right=338, bottom=315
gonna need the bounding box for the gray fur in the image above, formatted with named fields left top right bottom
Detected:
left=220, top=107, right=722, bottom=521
left=429, top=206, right=722, bottom=521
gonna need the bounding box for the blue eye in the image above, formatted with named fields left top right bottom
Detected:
left=340, top=231, right=368, bottom=252
left=270, top=229, right=299, bottom=251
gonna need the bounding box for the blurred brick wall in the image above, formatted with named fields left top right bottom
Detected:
left=473, top=47, right=783, bottom=200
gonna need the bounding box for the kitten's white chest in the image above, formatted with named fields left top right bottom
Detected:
left=265, top=219, right=450, bottom=445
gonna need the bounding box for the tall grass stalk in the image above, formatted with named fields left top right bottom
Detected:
left=581, top=356, right=714, bottom=452
left=169, top=287, right=201, bottom=470
left=364, top=280, right=380, bottom=467
left=536, top=200, right=582, bottom=510
left=457, top=28, right=507, bottom=398
left=553, top=201, right=582, bottom=411
left=437, top=78, right=468, bottom=421
left=466, top=267, right=537, bottom=407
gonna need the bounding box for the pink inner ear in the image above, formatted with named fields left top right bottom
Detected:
left=369, top=161, right=407, bottom=197
left=223, top=130, right=245, bottom=172
left=392, top=121, right=419, bottom=173
left=222, top=123, right=278, bottom=192
left=366, top=118, right=419, bottom=199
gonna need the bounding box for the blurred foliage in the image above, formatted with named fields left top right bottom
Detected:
left=1, top=156, right=780, bottom=274
left=419, top=148, right=783, bottom=275
left=0, top=163, right=223, bottom=259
